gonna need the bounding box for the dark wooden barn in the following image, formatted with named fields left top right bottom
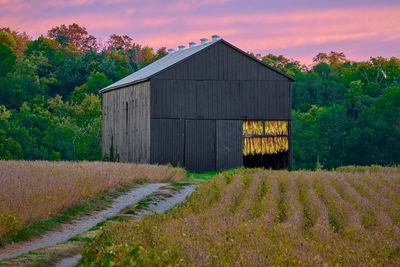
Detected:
left=100, top=36, right=294, bottom=172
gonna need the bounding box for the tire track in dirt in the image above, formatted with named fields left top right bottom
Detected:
left=55, top=184, right=197, bottom=267
left=0, top=183, right=167, bottom=261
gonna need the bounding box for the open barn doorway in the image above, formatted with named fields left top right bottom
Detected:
left=242, top=121, right=289, bottom=170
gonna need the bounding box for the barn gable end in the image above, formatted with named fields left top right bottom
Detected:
left=152, top=41, right=290, bottom=81
left=150, top=41, right=292, bottom=121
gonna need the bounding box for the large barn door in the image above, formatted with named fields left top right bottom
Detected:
left=150, top=119, right=185, bottom=166
left=185, top=120, right=216, bottom=172
left=216, top=120, right=243, bottom=170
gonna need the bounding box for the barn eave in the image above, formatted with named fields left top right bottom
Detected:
left=99, top=78, right=150, bottom=93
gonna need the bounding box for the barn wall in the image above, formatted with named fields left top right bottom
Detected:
left=184, top=120, right=216, bottom=172
left=288, top=83, right=293, bottom=170
left=149, top=41, right=292, bottom=172
left=151, top=41, right=291, bottom=120
left=102, top=81, right=150, bottom=163
left=216, top=120, right=243, bottom=170
left=150, top=119, right=243, bottom=172
left=150, top=118, right=184, bottom=166
left=151, top=79, right=290, bottom=120
left=153, top=41, right=288, bottom=82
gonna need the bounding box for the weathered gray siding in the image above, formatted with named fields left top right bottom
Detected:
left=102, top=81, right=150, bottom=163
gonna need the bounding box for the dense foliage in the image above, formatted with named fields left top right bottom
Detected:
left=0, top=25, right=165, bottom=162
left=0, top=25, right=399, bottom=169
left=255, top=52, right=400, bottom=169
left=80, top=167, right=400, bottom=266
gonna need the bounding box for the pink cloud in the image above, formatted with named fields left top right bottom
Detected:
left=125, top=8, right=135, bottom=15
left=0, top=12, right=131, bottom=37
left=137, top=6, right=400, bottom=52
left=0, top=0, right=32, bottom=12
left=46, top=0, right=95, bottom=7
left=0, top=1, right=398, bottom=64
left=165, top=0, right=233, bottom=11
left=141, top=29, right=239, bottom=48
left=141, top=17, right=176, bottom=27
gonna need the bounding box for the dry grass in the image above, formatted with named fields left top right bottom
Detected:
left=81, top=166, right=400, bottom=266
left=0, top=160, right=186, bottom=227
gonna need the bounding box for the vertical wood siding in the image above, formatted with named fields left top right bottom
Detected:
left=150, top=119, right=184, bottom=166
left=184, top=120, right=216, bottom=172
left=216, top=120, right=243, bottom=170
left=151, top=42, right=291, bottom=121
left=151, top=80, right=290, bottom=120
left=288, top=83, right=293, bottom=170
left=102, top=81, right=150, bottom=163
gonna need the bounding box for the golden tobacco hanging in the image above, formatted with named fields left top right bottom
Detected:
left=243, top=121, right=288, bottom=156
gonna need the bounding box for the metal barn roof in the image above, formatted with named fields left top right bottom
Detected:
left=99, top=39, right=218, bottom=93
left=99, top=38, right=294, bottom=93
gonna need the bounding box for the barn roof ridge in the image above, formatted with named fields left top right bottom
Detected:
left=99, top=38, right=294, bottom=93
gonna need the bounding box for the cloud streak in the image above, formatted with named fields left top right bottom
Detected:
left=0, top=0, right=399, bottom=64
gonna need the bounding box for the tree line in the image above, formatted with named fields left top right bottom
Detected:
left=0, top=24, right=399, bottom=169
left=257, top=52, right=400, bottom=169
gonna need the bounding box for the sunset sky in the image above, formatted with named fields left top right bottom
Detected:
left=1, top=0, right=399, bottom=65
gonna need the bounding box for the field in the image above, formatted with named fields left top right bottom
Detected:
left=80, top=166, right=400, bottom=266
left=0, top=161, right=186, bottom=240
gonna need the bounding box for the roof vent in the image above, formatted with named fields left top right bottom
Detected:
left=189, top=41, right=196, bottom=48
left=200, top=38, right=208, bottom=45
left=168, top=48, right=175, bottom=54
left=178, top=45, right=185, bottom=51
left=212, top=35, right=220, bottom=41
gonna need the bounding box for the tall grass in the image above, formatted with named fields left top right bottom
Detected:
left=81, top=167, right=400, bottom=266
left=0, top=161, right=186, bottom=233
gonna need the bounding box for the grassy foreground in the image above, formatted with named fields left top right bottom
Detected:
left=0, top=161, right=186, bottom=242
left=80, top=166, right=400, bottom=266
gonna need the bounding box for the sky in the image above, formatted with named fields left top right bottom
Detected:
left=1, top=0, right=399, bottom=65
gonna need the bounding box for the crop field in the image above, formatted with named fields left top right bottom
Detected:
left=81, top=166, right=400, bottom=266
left=0, top=161, right=186, bottom=239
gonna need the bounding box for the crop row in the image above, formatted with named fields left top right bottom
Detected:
left=80, top=166, right=400, bottom=266
left=0, top=160, right=186, bottom=240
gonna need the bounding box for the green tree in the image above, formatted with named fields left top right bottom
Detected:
left=0, top=44, right=16, bottom=76
left=292, top=106, right=324, bottom=170
left=0, top=105, right=22, bottom=159
left=86, top=72, right=112, bottom=94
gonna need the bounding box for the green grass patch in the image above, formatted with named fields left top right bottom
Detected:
left=170, top=169, right=236, bottom=190
left=68, top=236, right=94, bottom=242
left=89, top=216, right=127, bottom=231
left=188, top=171, right=221, bottom=180
left=27, top=252, right=46, bottom=256
left=186, top=169, right=235, bottom=182
left=122, top=195, right=158, bottom=215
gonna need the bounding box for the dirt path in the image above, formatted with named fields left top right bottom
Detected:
left=0, top=183, right=167, bottom=262
left=0, top=184, right=197, bottom=266
left=55, top=184, right=197, bottom=267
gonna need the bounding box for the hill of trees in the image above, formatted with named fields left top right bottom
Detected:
left=0, top=24, right=399, bottom=169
